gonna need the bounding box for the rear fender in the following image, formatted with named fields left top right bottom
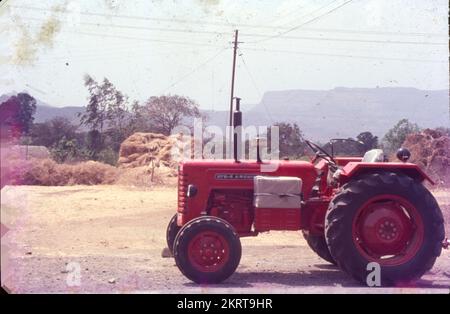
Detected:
left=339, top=162, right=434, bottom=185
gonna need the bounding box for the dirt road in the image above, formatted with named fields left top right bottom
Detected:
left=1, top=185, right=449, bottom=293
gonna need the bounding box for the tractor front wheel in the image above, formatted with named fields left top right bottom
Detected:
left=325, top=172, right=444, bottom=286
left=166, top=214, right=181, bottom=254
left=173, top=216, right=241, bottom=284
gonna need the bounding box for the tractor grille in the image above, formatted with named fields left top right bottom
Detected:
left=178, top=168, right=188, bottom=213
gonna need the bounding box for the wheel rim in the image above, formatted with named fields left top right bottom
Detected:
left=187, top=231, right=230, bottom=272
left=352, top=195, right=424, bottom=266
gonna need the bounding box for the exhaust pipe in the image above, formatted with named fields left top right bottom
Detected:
left=233, top=97, right=242, bottom=162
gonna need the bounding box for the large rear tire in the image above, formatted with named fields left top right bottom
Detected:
left=174, top=216, right=241, bottom=284
left=166, top=214, right=181, bottom=254
left=325, top=172, right=444, bottom=286
left=302, top=230, right=336, bottom=265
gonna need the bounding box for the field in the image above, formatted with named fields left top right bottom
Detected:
left=1, top=185, right=449, bottom=293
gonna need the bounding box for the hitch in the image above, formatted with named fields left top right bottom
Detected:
left=443, top=238, right=449, bottom=249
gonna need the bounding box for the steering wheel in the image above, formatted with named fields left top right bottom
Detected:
left=305, top=140, right=337, bottom=166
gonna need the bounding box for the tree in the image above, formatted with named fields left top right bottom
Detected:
left=322, top=138, right=365, bottom=157
left=273, top=122, right=306, bottom=158
left=103, top=79, right=131, bottom=151
left=0, top=93, right=37, bottom=138
left=79, top=75, right=131, bottom=158
left=30, top=116, right=77, bottom=147
left=86, top=129, right=102, bottom=159
left=51, top=136, right=78, bottom=163
left=128, top=100, right=151, bottom=133
left=79, top=75, right=107, bottom=133
left=382, top=119, right=420, bottom=153
left=142, top=95, right=201, bottom=135
left=356, top=131, right=378, bottom=152
left=104, top=78, right=129, bottom=134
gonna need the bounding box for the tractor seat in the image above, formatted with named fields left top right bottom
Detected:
left=362, top=149, right=385, bottom=163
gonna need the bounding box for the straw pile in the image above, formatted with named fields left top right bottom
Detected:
left=4, top=158, right=118, bottom=186
left=402, top=129, right=450, bottom=187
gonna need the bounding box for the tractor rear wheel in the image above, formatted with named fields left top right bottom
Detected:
left=166, top=214, right=181, bottom=254
left=173, top=216, right=241, bottom=284
left=302, top=231, right=336, bottom=265
left=325, top=172, right=444, bottom=286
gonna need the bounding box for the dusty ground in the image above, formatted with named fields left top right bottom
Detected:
left=1, top=185, right=449, bottom=294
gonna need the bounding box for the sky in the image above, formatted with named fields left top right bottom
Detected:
left=0, top=0, right=448, bottom=110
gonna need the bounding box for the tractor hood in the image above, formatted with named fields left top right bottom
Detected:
left=180, top=159, right=316, bottom=173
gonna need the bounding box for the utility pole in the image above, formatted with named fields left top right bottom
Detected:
left=228, top=29, right=239, bottom=158
left=229, top=29, right=239, bottom=127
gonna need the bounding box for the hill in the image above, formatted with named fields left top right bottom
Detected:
left=2, top=87, right=448, bottom=141
left=244, top=87, right=449, bottom=141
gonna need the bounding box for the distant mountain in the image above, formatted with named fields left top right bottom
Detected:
left=2, top=87, right=448, bottom=141
left=244, top=87, right=449, bottom=141
left=34, top=104, right=84, bottom=126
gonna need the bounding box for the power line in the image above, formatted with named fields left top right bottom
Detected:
left=238, top=48, right=273, bottom=124
left=65, top=30, right=228, bottom=48
left=159, top=48, right=229, bottom=94
left=263, top=0, right=338, bottom=28
left=273, top=0, right=340, bottom=28
left=10, top=4, right=445, bottom=38
left=23, top=16, right=447, bottom=46
left=242, top=33, right=446, bottom=46
left=24, top=16, right=230, bottom=37
left=26, top=46, right=220, bottom=65
left=288, top=27, right=444, bottom=38
left=248, top=0, right=354, bottom=44
left=8, top=4, right=263, bottom=29
left=244, top=47, right=447, bottom=63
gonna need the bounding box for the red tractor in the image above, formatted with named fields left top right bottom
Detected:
left=165, top=102, right=446, bottom=286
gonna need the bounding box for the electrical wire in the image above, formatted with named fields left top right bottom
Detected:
left=244, top=47, right=446, bottom=63
left=247, top=0, right=354, bottom=44
left=22, top=15, right=446, bottom=46
left=159, top=47, right=229, bottom=94
left=65, top=30, right=229, bottom=48
left=9, top=4, right=445, bottom=38
left=270, top=0, right=340, bottom=28
left=238, top=48, right=273, bottom=124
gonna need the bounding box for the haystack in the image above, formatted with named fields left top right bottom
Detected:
left=117, top=132, right=198, bottom=170
left=4, top=158, right=118, bottom=186
left=402, top=129, right=450, bottom=186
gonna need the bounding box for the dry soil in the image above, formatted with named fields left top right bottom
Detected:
left=1, top=185, right=449, bottom=293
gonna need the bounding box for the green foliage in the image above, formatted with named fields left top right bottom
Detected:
left=79, top=75, right=133, bottom=157
left=78, top=75, right=108, bottom=132
left=356, top=131, right=379, bottom=151
left=141, top=95, right=201, bottom=135
left=30, top=116, right=77, bottom=147
left=322, top=138, right=365, bottom=157
left=319, top=132, right=378, bottom=157
left=382, top=119, right=420, bottom=153
left=51, top=137, right=78, bottom=163
left=97, top=148, right=119, bottom=166
left=0, top=93, right=37, bottom=138
left=127, top=100, right=151, bottom=133
left=86, top=130, right=102, bottom=160
left=273, top=122, right=306, bottom=158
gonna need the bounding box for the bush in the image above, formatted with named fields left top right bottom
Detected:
left=97, top=148, right=119, bottom=166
